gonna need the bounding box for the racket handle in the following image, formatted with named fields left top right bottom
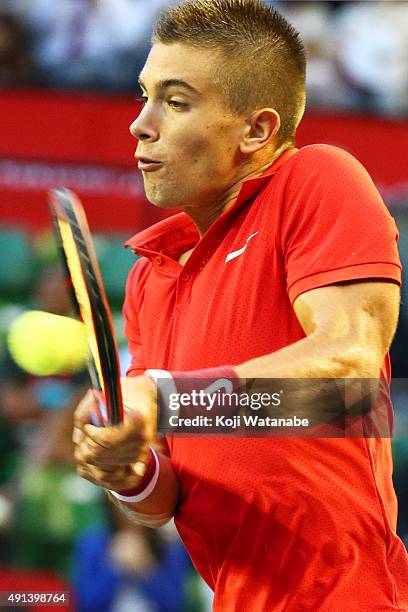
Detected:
left=91, top=389, right=108, bottom=426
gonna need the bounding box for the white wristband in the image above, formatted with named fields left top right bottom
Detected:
left=144, top=369, right=179, bottom=419
left=109, top=448, right=160, bottom=503
left=145, top=369, right=174, bottom=383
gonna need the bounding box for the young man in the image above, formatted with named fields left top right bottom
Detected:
left=73, top=1, right=408, bottom=609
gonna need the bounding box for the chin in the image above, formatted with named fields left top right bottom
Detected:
left=145, top=189, right=183, bottom=209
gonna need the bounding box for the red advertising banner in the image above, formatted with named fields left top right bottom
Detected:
left=0, top=89, right=407, bottom=233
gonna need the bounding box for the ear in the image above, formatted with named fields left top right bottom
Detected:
left=239, top=108, right=280, bottom=155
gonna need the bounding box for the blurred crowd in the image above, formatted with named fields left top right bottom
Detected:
left=0, top=253, right=212, bottom=610
left=0, top=0, right=406, bottom=115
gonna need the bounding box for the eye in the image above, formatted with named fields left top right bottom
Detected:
left=168, top=99, right=188, bottom=109
left=136, top=95, right=148, bottom=105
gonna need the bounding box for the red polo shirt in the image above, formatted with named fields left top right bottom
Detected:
left=124, top=145, right=408, bottom=611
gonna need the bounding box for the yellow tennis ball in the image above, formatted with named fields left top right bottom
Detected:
left=7, top=310, right=89, bottom=376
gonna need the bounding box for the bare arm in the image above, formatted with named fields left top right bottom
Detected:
left=235, top=281, right=400, bottom=379
left=230, top=281, right=400, bottom=423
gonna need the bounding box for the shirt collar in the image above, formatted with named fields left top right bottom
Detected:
left=126, top=147, right=298, bottom=257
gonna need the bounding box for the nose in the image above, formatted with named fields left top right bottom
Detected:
left=129, top=107, right=159, bottom=142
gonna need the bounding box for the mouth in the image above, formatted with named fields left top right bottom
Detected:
left=136, top=156, right=163, bottom=172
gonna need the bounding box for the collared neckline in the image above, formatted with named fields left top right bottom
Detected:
left=126, top=147, right=298, bottom=259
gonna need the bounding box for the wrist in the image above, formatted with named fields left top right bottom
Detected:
left=145, top=366, right=241, bottom=423
left=109, top=447, right=160, bottom=503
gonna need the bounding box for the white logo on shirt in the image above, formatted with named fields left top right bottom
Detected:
left=225, top=232, right=259, bottom=263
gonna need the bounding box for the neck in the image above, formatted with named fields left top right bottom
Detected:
left=182, top=143, right=292, bottom=235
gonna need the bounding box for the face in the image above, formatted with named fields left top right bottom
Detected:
left=130, top=43, right=247, bottom=211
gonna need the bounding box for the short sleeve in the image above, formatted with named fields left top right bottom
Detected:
left=123, top=258, right=149, bottom=377
left=280, top=145, right=401, bottom=304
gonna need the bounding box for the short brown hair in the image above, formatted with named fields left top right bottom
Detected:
left=153, top=0, right=306, bottom=146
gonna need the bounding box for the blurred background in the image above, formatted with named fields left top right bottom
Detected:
left=0, top=0, right=406, bottom=610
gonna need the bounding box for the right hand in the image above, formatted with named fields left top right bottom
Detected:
left=73, top=375, right=158, bottom=492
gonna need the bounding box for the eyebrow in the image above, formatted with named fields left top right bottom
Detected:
left=138, top=77, right=200, bottom=96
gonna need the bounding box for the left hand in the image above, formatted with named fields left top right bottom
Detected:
left=73, top=375, right=158, bottom=492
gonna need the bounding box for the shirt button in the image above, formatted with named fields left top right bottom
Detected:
left=181, top=272, right=190, bottom=281
left=155, top=256, right=163, bottom=266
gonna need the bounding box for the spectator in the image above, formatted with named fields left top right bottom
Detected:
left=26, top=0, right=169, bottom=91
left=73, top=505, right=193, bottom=612
left=0, top=12, right=35, bottom=86
left=278, top=1, right=351, bottom=109
left=334, top=0, right=408, bottom=115
left=0, top=266, right=98, bottom=576
left=0, top=270, right=85, bottom=437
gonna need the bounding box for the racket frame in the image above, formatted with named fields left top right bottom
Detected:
left=49, top=188, right=123, bottom=425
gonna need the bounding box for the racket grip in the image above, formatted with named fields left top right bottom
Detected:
left=91, top=389, right=108, bottom=426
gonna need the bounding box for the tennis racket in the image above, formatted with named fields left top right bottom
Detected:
left=49, top=188, right=123, bottom=426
